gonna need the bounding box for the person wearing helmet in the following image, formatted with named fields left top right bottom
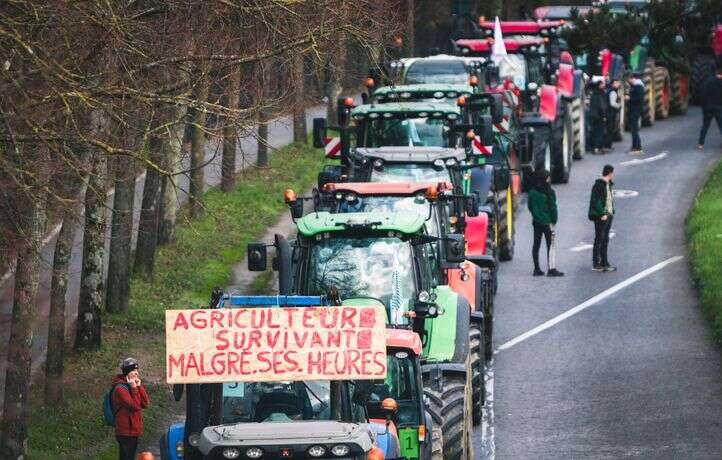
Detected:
left=112, top=358, right=150, bottom=460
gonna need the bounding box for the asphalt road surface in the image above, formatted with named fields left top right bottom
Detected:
left=474, top=107, right=722, bottom=459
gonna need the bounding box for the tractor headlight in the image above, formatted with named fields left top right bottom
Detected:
left=373, top=159, right=384, bottom=170
left=433, top=159, right=445, bottom=167
left=427, top=305, right=438, bottom=316
left=245, top=447, right=264, bottom=459
left=331, top=444, right=351, bottom=456
left=368, top=112, right=380, bottom=119
left=418, top=290, right=430, bottom=302
left=527, top=82, right=538, bottom=91
left=462, top=47, right=470, bottom=54
left=445, top=158, right=457, bottom=166
left=446, top=91, right=458, bottom=98
left=400, top=92, right=411, bottom=98
left=530, top=46, right=537, bottom=52
left=433, top=91, right=444, bottom=98
left=344, top=192, right=358, bottom=202
left=188, top=433, right=201, bottom=447
left=175, top=441, right=184, bottom=458
left=222, top=447, right=241, bottom=459
left=308, top=445, right=327, bottom=457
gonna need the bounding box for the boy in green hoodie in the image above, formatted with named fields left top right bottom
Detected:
left=588, top=164, right=616, bottom=271
left=528, top=169, right=564, bottom=277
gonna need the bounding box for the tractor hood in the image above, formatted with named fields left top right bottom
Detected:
left=296, top=211, right=425, bottom=237
left=352, top=147, right=467, bottom=164
left=198, top=420, right=375, bottom=455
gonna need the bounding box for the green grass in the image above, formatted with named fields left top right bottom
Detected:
left=687, top=159, right=722, bottom=343
left=27, top=142, right=326, bottom=459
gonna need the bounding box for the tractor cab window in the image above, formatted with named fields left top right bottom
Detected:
left=404, top=60, right=470, bottom=85
left=364, top=351, right=421, bottom=426
left=415, top=240, right=439, bottom=289
left=307, top=237, right=416, bottom=324
left=369, top=163, right=452, bottom=185
left=364, top=117, right=454, bottom=148
left=338, top=196, right=440, bottom=237
left=220, top=380, right=334, bottom=424
left=497, top=54, right=528, bottom=88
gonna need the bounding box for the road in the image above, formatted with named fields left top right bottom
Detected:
left=474, top=107, right=722, bottom=459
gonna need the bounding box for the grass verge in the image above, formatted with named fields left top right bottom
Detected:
left=27, top=142, right=325, bottom=459
left=687, top=159, right=722, bottom=343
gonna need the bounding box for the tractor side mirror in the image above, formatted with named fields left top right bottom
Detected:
left=247, top=243, right=267, bottom=271
left=465, top=195, right=479, bottom=217
left=490, top=94, right=504, bottom=124
left=289, top=200, right=304, bottom=219
left=312, top=118, right=327, bottom=148
left=445, top=233, right=466, bottom=263
left=477, top=115, right=494, bottom=146
left=493, top=167, right=511, bottom=191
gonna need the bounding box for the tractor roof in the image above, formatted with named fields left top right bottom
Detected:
left=353, top=147, right=467, bottom=163
left=386, top=328, right=422, bottom=356
left=351, top=102, right=461, bottom=119
left=478, top=20, right=563, bottom=33
left=296, top=211, right=426, bottom=237
left=399, top=54, right=488, bottom=66
left=323, top=181, right=453, bottom=196
left=455, top=37, right=546, bottom=54
left=372, top=84, right=473, bottom=101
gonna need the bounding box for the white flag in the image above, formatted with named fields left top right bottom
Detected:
left=492, top=16, right=507, bottom=63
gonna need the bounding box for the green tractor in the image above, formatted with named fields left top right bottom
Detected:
left=248, top=210, right=476, bottom=459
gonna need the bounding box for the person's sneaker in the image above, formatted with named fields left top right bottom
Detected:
left=592, top=265, right=606, bottom=272
left=593, top=148, right=601, bottom=155
left=533, top=268, right=545, bottom=276
left=547, top=269, right=565, bottom=277
left=603, top=265, right=617, bottom=272
left=629, top=149, right=643, bottom=155
left=697, top=144, right=704, bottom=150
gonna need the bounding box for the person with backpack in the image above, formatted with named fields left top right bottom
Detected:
left=528, top=169, right=564, bottom=277
left=109, top=358, right=149, bottom=460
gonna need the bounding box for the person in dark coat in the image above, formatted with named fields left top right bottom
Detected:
left=588, top=77, right=608, bottom=154
left=112, top=358, right=150, bottom=460
left=625, top=72, right=645, bottom=154
left=528, top=169, right=564, bottom=277
left=605, top=80, right=622, bottom=151
left=697, top=65, right=722, bottom=149
left=588, top=164, right=616, bottom=272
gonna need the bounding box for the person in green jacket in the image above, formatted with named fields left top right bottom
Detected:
left=528, top=169, right=564, bottom=277
left=588, top=164, right=616, bottom=272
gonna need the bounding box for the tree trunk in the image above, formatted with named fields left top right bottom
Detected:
left=105, top=155, right=135, bottom=313
left=189, top=77, right=210, bottom=219
left=222, top=67, right=241, bottom=192
left=326, top=35, right=347, bottom=125
left=292, top=51, right=307, bottom=144
left=406, top=0, right=416, bottom=57
left=134, top=135, right=163, bottom=275
left=75, top=151, right=107, bottom=349
left=0, top=192, right=45, bottom=458
left=257, top=111, right=269, bottom=167
left=158, top=117, right=184, bottom=245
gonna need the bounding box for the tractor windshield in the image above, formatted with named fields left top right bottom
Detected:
left=337, top=196, right=439, bottom=236
left=364, top=351, right=421, bottom=426
left=404, top=60, right=469, bottom=84
left=369, top=163, right=452, bottom=184
left=363, top=117, right=453, bottom=148
left=307, top=237, right=415, bottom=324
left=220, top=380, right=333, bottom=423
left=497, top=54, right=528, bottom=88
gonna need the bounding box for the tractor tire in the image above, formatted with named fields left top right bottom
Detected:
left=669, top=71, right=689, bottom=115
left=497, top=187, right=514, bottom=261
left=533, top=127, right=552, bottom=174
left=642, top=62, right=656, bottom=127
left=470, top=323, right=485, bottom=426
left=551, top=111, right=572, bottom=184
left=484, top=191, right=500, bottom=262
left=424, top=365, right=472, bottom=460
left=570, top=97, right=585, bottom=159
left=481, top=274, right=494, bottom=363
left=430, top=426, right=443, bottom=460
left=691, top=55, right=716, bottom=105
left=654, top=66, right=671, bottom=120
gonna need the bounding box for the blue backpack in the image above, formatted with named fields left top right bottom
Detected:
left=103, top=383, right=129, bottom=426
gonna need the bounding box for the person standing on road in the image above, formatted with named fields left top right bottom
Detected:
left=697, top=66, right=722, bottom=150
left=589, top=77, right=608, bottom=154
left=112, top=358, right=150, bottom=460
left=605, top=80, right=622, bottom=152
left=625, top=72, right=644, bottom=154
left=588, top=165, right=617, bottom=272
left=528, top=169, right=564, bottom=277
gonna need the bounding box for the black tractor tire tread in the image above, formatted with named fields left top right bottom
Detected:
left=551, top=113, right=572, bottom=184
left=570, top=98, right=585, bottom=159
left=642, top=62, right=656, bottom=127
left=669, top=71, right=689, bottom=115
left=496, top=188, right=514, bottom=261
left=424, top=371, right=469, bottom=460
left=470, top=324, right=484, bottom=426
left=691, top=55, right=716, bottom=105
left=654, top=66, right=671, bottom=120
left=430, top=426, right=443, bottom=460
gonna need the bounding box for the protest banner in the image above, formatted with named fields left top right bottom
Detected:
left=165, top=305, right=387, bottom=384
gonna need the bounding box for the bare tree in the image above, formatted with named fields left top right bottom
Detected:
left=189, top=75, right=210, bottom=218
left=292, top=51, right=308, bottom=143
left=222, top=65, right=242, bottom=191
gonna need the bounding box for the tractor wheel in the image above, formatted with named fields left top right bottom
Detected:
left=642, top=62, right=656, bottom=127
left=481, top=274, right=494, bottom=363
left=424, top=364, right=472, bottom=460
left=691, top=55, right=716, bottom=105
left=669, top=72, right=689, bottom=115
left=470, top=323, right=485, bottom=426
left=484, top=192, right=500, bottom=262
left=497, top=187, right=514, bottom=262
left=551, top=111, right=572, bottom=184
left=532, top=127, right=552, bottom=174
left=654, top=66, right=671, bottom=120
left=571, top=97, right=585, bottom=160
left=430, top=426, right=443, bottom=460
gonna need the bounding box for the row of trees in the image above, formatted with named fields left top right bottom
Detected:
left=0, top=0, right=408, bottom=456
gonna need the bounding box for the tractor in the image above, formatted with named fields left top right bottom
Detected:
left=159, top=294, right=407, bottom=460
left=247, top=211, right=477, bottom=459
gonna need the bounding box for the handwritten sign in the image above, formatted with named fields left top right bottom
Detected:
left=165, top=306, right=387, bottom=384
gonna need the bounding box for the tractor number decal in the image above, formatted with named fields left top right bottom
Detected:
left=398, top=427, right=420, bottom=458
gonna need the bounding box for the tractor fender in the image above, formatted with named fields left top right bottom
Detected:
left=557, top=64, right=574, bottom=98
left=600, top=49, right=612, bottom=77
left=370, top=421, right=401, bottom=458
left=469, top=165, right=494, bottom=205
left=161, top=422, right=185, bottom=460
left=539, top=85, right=559, bottom=122
left=423, top=286, right=470, bottom=364
left=447, top=261, right=484, bottom=315
left=464, top=213, right=488, bottom=257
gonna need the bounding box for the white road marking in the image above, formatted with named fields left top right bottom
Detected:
left=620, top=151, right=668, bottom=166
left=613, top=189, right=639, bottom=198
left=570, top=231, right=615, bottom=252
left=495, top=256, right=684, bottom=352
left=480, top=359, right=496, bottom=459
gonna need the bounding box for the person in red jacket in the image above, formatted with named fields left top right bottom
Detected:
left=112, top=358, right=150, bottom=460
